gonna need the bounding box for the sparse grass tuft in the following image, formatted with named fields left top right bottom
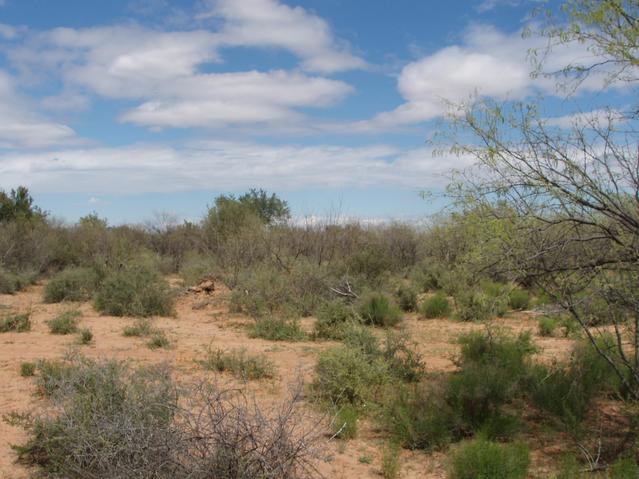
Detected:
left=0, top=312, right=31, bottom=332
left=449, top=437, right=530, bottom=479
left=198, top=347, right=276, bottom=380
left=47, top=310, right=81, bottom=335
left=248, top=317, right=307, bottom=341
left=381, top=441, right=401, bottom=479
left=420, top=292, right=451, bottom=319
left=77, top=328, right=93, bottom=345
left=146, top=330, right=170, bottom=350
left=123, top=318, right=153, bottom=337
left=20, top=361, right=36, bottom=377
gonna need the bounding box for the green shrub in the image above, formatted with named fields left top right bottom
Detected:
left=179, top=251, right=217, bottom=287
left=35, top=359, right=76, bottom=397
left=229, top=265, right=299, bottom=318
left=46, top=310, right=81, bottom=335
left=0, top=312, right=31, bottom=332
left=449, top=437, right=529, bottom=479
left=508, top=288, right=530, bottom=310
left=382, top=331, right=425, bottom=382
left=410, top=263, right=443, bottom=292
left=77, top=328, right=93, bottom=345
left=420, top=292, right=451, bottom=318
left=314, top=299, right=357, bottom=340
left=333, top=404, right=358, bottom=439
left=198, top=347, right=276, bottom=380
left=538, top=316, right=559, bottom=337
left=311, top=346, right=389, bottom=407
left=20, top=361, right=36, bottom=377
left=123, top=318, right=154, bottom=337
left=454, top=291, right=495, bottom=322
left=381, top=440, right=401, bottom=479
left=610, top=456, right=639, bottom=478
left=147, top=330, right=170, bottom=350
left=342, top=322, right=380, bottom=356
left=248, top=317, right=307, bottom=341
left=95, top=267, right=175, bottom=317
left=358, top=293, right=402, bottom=328
left=395, top=285, right=417, bottom=312
left=43, top=267, right=100, bottom=303
left=0, top=268, right=37, bottom=294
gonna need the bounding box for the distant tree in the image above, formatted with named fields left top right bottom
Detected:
left=0, top=186, right=43, bottom=222
left=237, top=189, right=290, bottom=225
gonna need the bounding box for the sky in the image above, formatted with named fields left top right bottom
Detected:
left=0, top=0, right=627, bottom=224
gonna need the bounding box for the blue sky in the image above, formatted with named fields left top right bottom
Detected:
left=0, top=0, right=624, bottom=223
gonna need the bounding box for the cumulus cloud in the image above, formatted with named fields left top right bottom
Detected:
left=0, top=141, right=471, bottom=194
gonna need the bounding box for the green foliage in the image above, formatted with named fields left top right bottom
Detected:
left=314, top=299, right=358, bottom=340
left=20, top=362, right=36, bottom=377
left=455, top=291, right=498, bottom=322
left=146, top=330, right=170, bottom=350
left=0, top=186, right=43, bottom=223
left=198, top=347, right=276, bottom=380
left=248, top=317, right=307, bottom=341
left=409, top=263, right=443, bottom=292
left=94, top=266, right=175, bottom=317
left=35, top=359, right=76, bottom=397
left=420, top=292, right=451, bottom=318
left=342, top=322, right=380, bottom=356
left=44, top=267, right=101, bottom=303
left=508, top=288, right=530, bottom=310
left=47, top=310, right=81, bottom=335
left=610, top=456, right=639, bottom=479
left=123, top=318, right=154, bottom=337
left=0, top=268, right=37, bottom=294
left=448, top=437, right=529, bottom=479
left=333, top=405, right=358, bottom=440
left=538, top=316, right=559, bottom=337
left=77, top=328, right=93, bottom=345
left=381, top=441, right=401, bottom=479
left=358, top=293, right=402, bottom=328
left=178, top=251, right=217, bottom=287
left=382, top=331, right=425, bottom=383
left=229, top=265, right=298, bottom=318
left=395, top=284, right=418, bottom=312
left=0, top=312, right=31, bottom=332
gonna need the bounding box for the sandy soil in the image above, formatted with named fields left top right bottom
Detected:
left=0, top=282, right=574, bottom=479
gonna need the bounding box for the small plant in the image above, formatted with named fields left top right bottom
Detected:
left=314, top=299, right=357, bottom=340
left=43, top=267, right=100, bottom=303
left=449, top=437, right=530, bottom=479
left=610, top=456, right=639, bottom=478
left=35, top=359, right=75, bottom=397
left=332, top=404, right=358, bottom=439
left=395, top=284, right=417, bottom=312
left=508, top=288, right=530, bottom=311
left=420, top=292, right=451, bottom=318
left=538, top=316, right=559, bottom=337
left=358, top=455, right=372, bottom=464
left=381, top=440, right=401, bottom=479
left=47, top=310, right=81, bottom=335
left=455, top=291, right=495, bottom=322
left=198, top=347, right=276, bottom=380
left=77, top=328, right=93, bottom=345
left=123, top=318, right=154, bottom=337
left=20, top=361, right=36, bottom=377
left=248, top=317, right=307, bottom=341
left=147, top=330, right=170, bottom=350
left=358, top=293, right=402, bottom=328
left=0, top=312, right=31, bottom=332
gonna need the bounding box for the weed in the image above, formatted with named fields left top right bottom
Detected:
left=333, top=404, right=358, bottom=439
left=147, top=330, right=170, bottom=350
left=0, top=312, right=31, bottom=332
left=248, top=317, right=307, bottom=341
left=198, top=347, right=276, bottom=380
left=20, top=362, right=36, bottom=377
left=77, top=328, right=93, bottom=345
left=420, top=292, right=451, bottom=318
left=46, top=310, right=80, bottom=335
left=381, top=441, right=401, bottom=479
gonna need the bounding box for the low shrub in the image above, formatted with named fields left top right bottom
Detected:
left=448, top=437, right=530, bottom=479
left=77, top=328, right=93, bottom=345
left=382, top=331, right=425, bottom=383
left=538, top=316, right=559, bottom=337
left=333, top=404, right=358, bottom=439
left=43, top=267, right=100, bottom=303
left=248, top=317, right=307, bottom=341
left=46, top=310, right=81, bottom=335
left=454, top=291, right=496, bottom=322
left=409, top=263, right=443, bottom=292
left=123, top=318, right=154, bottom=337
left=0, top=312, right=31, bottom=332
left=198, top=347, right=276, bottom=380
left=35, top=358, right=78, bottom=397
left=311, top=345, right=389, bottom=407
left=314, top=299, right=357, bottom=340
left=342, top=322, right=380, bottom=356
left=179, top=251, right=218, bottom=287
left=420, top=292, right=451, bottom=318
left=20, top=362, right=36, bottom=377
left=508, top=288, right=530, bottom=311
left=147, top=330, right=170, bottom=350
left=395, top=284, right=417, bottom=312
left=95, top=266, right=175, bottom=317
left=229, top=265, right=298, bottom=318
left=0, top=268, right=36, bottom=294
left=358, top=293, right=402, bottom=328
left=381, top=441, right=401, bottom=479
left=610, top=456, right=639, bottom=478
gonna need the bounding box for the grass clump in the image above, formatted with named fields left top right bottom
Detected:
left=20, top=362, right=36, bottom=377
left=43, top=267, right=100, bottom=303
left=314, top=299, right=357, bottom=340
left=538, top=316, right=559, bottom=337
left=198, top=347, right=276, bottom=380
left=381, top=441, right=401, bottom=479
left=449, top=437, right=530, bottom=479
left=332, top=404, right=358, bottom=440
left=46, top=310, right=81, bottom=335
left=249, top=317, right=307, bottom=341
left=420, top=292, right=451, bottom=318
left=123, top=318, right=154, bottom=337
left=77, top=328, right=93, bottom=345
left=508, top=288, right=530, bottom=311
left=358, top=293, right=402, bottom=328
left=0, top=269, right=37, bottom=295
left=395, top=284, right=417, bottom=312
left=0, top=312, right=31, bottom=332
left=454, top=291, right=496, bottom=322
left=94, top=266, right=175, bottom=317
left=146, top=330, right=170, bottom=350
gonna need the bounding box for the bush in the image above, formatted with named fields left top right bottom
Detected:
left=381, top=440, right=401, bottom=479
left=0, top=268, right=36, bottom=294
left=43, top=267, right=100, bottom=303
left=538, top=316, right=559, bottom=337
left=342, top=322, right=380, bottom=356
left=314, top=299, right=357, bottom=340
left=382, top=331, right=425, bottom=383
left=12, top=357, right=322, bottom=479
left=420, top=292, right=451, bottom=318
left=198, top=347, right=276, bottom=380
left=147, top=330, right=170, bottom=350
left=95, top=266, right=175, bottom=317
left=395, top=284, right=417, bottom=312
left=77, top=328, right=93, bottom=345
left=311, top=346, right=389, bottom=407
left=358, top=293, right=402, bottom=328
left=508, top=288, right=530, bottom=311
left=0, top=312, right=31, bottom=332
left=449, top=437, right=529, bottom=479
left=229, top=265, right=297, bottom=318
left=248, top=317, right=307, bottom=341
left=410, top=263, right=443, bottom=292
left=455, top=291, right=497, bottom=322
left=20, top=362, right=36, bottom=377
left=333, top=404, right=358, bottom=439
left=46, top=310, right=81, bottom=335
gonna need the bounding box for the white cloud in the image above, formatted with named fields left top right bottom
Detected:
left=0, top=71, right=77, bottom=148
left=0, top=141, right=471, bottom=194
left=544, top=108, right=625, bottom=128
